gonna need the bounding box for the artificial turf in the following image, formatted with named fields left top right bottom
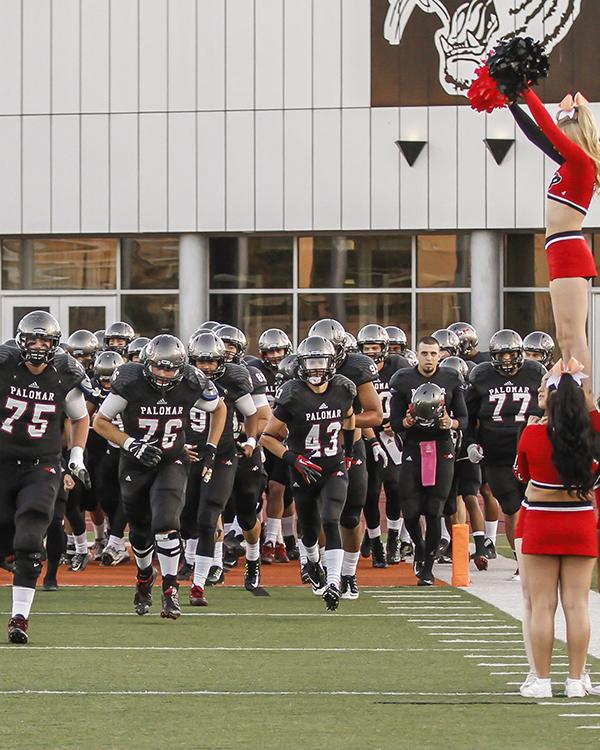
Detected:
left=1, top=584, right=599, bottom=750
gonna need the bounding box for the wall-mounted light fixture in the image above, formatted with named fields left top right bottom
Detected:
left=484, top=138, right=515, bottom=165
left=395, top=140, right=427, bottom=167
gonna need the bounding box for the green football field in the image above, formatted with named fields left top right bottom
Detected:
left=1, top=584, right=599, bottom=750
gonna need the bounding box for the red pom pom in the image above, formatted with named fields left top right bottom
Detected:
left=468, top=64, right=509, bottom=113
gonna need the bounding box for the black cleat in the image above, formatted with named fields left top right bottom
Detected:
left=42, top=577, right=58, bottom=592
left=134, top=568, right=157, bottom=616
left=305, top=561, right=327, bottom=594
left=386, top=529, right=401, bottom=565
left=412, top=544, right=425, bottom=577
left=371, top=536, right=388, bottom=568
left=399, top=541, right=414, bottom=561
left=360, top=530, right=371, bottom=558
left=223, top=531, right=245, bottom=560
left=8, top=614, right=28, bottom=644
left=223, top=548, right=239, bottom=570
left=160, top=586, right=182, bottom=619
left=70, top=552, right=91, bottom=572
left=340, top=574, right=359, bottom=600
left=322, top=583, right=341, bottom=611
left=417, top=573, right=434, bottom=586
left=284, top=535, right=299, bottom=560
left=206, top=564, right=224, bottom=586
left=471, top=552, right=489, bottom=571
left=483, top=538, right=497, bottom=560
left=300, top=563, right=311, bottom=584
left=244, top=559, right=270, bottom=596
left=177, top=561, right=194, bottom=581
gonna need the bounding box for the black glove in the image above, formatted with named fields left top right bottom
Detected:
left=282, top=450, right=322, bottom=485
left=125, top=438, right=162, bottom=468
left=199, top=443, right=217, bottom=483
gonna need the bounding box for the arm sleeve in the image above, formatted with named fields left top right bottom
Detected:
left=252, top=393, right=270, bottom=409
left=64, top=389, right=89, bottom=421
left=514, top=428, right=531, bottom=483
left=450, top=387, right=468, bottom=431
left=193, top=394, right=220, bottom=413
left=522, top=89, right=590, bottom=165
left=98, top=393, right=129, bottom=420
left=234, top=392, right=257, bottom=418
left=509, top=102, right=563, bottom=165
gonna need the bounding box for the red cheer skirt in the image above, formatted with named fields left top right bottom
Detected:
left=545, top=232, right=597, bottom=281
left=514, top=503, right=527, bottom=540
left=521, top=504, right=598, bottom=557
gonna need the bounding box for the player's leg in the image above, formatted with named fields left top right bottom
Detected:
left=97, top=447, right=129, bottom=566
left=559, top=556, right=596, bottom=684
left=383, top=463, right=402, bottom=564
left=321, top=467, right=349, bottom=609
left=282, top=490, right=298, bottom=560
left=480, top=479, right=500, bottom=558
left=262, top=452, right=286, bottom=563
left=340, top=440, right=369, bottom=594
left=293, top=484, right=326, bottom=595
left=63, top=470, right=87, bottom=569
left=205, top=455, right=237, bottom=587
left=235, top=452, right=270, bottom=593
left=178, top=460, right=202, bottom=581
left=363, top=447, right=387, bottom=568
left=43, top=489, right=67, bottom=591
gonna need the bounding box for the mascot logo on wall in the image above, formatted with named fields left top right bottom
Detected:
left=383, top=0, right=582, bottom=96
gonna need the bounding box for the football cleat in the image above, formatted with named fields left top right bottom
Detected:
left=483, top=538, right=497, bottom=560
left=471, top=553, right=489, bottom=571
left=42, top=577, right=58, bottom=592
left=284, top=535, right=299, bottom=560
left=260, top=541, right=276, bottom=564
left=322, top=583, right=341, bottom=611
left=206, top=565, right=224, bottom=586
left=160, top=586, right=182, bottom=620
left=189, top=584, right=208, bottom=606
left=417, top=573, right=434, bottom=586
left=274, top=542, right=289, bottom=563
left=70, top=552, right=91, bottom=572
left=300, top=563, right=311, bottom=584
left=91, top=539, right=106, bottom=561
left=371, top=536, right=388, bottom=569
left=134, top=568, right=157, bottom=615
left=244, top=559, right=261, bottom=591
left=511, top=568, right=520, bottom=581
left=360, top=531, right=371, bottom=558
left=8, top=614, right=29, bottom=644
left=386, top=529, right=401, bottom=565
left=305, top=561, right=327, bottom=595
left=435, top=539, right=451, bottom=563
left=61, top=544, right=76, bottom=566
left=223, top=550, right=239, bottom=570
left=177, top=561, right=194, bottom=581
left=340, top=574, right=359, bottom=600
left=102, top=544, right=130, bottom=567
left=412, top=544, right=425, bottom=577
left=399, top=541, right=414, bottom=561
left=223, top=531, right=245, bottom=560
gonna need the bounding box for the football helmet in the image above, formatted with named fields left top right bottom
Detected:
left=523, top=331, right=554, bottom=367
left=447, top=322, right=479, bottom=357
left=16, top=311, right=62, bottom=365
left=276, top=354, right=299, bottom=387
left=93, top=330, right=105, bottom=352
left=410, top=383, right=445, bottom=427
left=199, top=321, right=221, bottom=331
left=188, top=333, right=227, bottom=379
left=357, top=324, right=389, bottom=363
left=432, top=329, right=460, bottom=357
left=258, top=328, right=293, bottom=370
left=439, top=355, right=469, bottom=385
left=385, top=326, right=408, bottom=354
left=143, top=335, right=186, bottom=391
left=490, top=329, right=524, bottom=375
left=66, top=330, right=99, bottom=372
left=215, top=325, right=247, bottom=364
left=308, top=319, right=346, bottom=367
left=104, top=322, right=135, bottom=356
left=296, top=336, right=336, bottom=387
left=94, top=351, right=124, bottom=386
left=127, top=336, right=150, bottom=361
left=344, top=332, right=359, bottom=354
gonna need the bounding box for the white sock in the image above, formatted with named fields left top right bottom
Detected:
left=12, top=586, right=35, bottom=618
left=387, top=517, right=401, bottom=531
left=185, top=538, right=197, bottom=566
left=193, top=555, right=213, bottom=588
left=324, top=549, right=344, bottom=587
left=319, top=545, right=325, bottom=562
left=441, top=524, right=451, bottom=543
left=66, top=533, right=75, bottom=548
left=223, top=522, right=233, bottom=536
left=74, top=533, right=88, bottom=554
left=93, top=523, right=105, bottom=542
left=305, top=543, right=319, bottom=562
left=298, top=539, right=307, bottom=565
left=107, top=534, right=121, bottom=549
left=367, top=525, right=381, bottom=539
left=154, top=532, right=180, bottom=578
left=231, top=517, right=243, bottom=536
left=277, top=529, right=284, bottom=545
left=341, top=550, right=360, bottom=577
left=246, top=541, right=260, bottom=561
left=213, top=541, right=223, bottom=567
left=133, top=544, right=153, bottom=571
left=485, top=521, right=498, bottom=544
left=400, top=525, right=411, bottom=543
left=282, top=516, right=295, bottom=537
left=265, top=518, right=281, bottom=545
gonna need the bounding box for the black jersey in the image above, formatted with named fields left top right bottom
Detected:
left=86, top=377, right=124, bottom=451
left=110, top=362, right=215, bottom=460
left=248, top=358, right=278, bottom=406
left=337, top=352, right=379, bottom=413
left=0, top=346, right=85, bottom=462
left=389, top=366, right=468, bottom=445
left=373, top=354, right=409, bottom=429
left=466, top=350, right=491, bottom=364
left=273, top=375, right=356, bottom=466
left=186, top=363, right=253, bottom=454
left=465, top=359, right=545, bottom=464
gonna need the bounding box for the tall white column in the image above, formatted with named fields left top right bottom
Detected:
left=470, top=231, right=501, bottom=350
left=179, top=234, right=209, bottom=344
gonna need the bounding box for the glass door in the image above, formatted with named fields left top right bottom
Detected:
left=1, top=297, right=60, bottom=342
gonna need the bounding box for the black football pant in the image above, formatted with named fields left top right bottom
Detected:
left=364, top=451, right=401, bottom=530
left=291, top=460, right=348, bottom=550
left=229, top=449, right=266, bottom=532
left=340, top=439, right=367, bottom=530
left=95, top=445, right=127, bottom=538
left=0, top=459, right=61, bottom=588
left=45, top=493, right=67, bottom=582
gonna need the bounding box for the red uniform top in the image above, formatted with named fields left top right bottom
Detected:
left=514, top=410, right=600, bottom=489
left=523, top=89, right=596, bottom=216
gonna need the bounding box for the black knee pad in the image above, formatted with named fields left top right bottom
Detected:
left=14, top=551, right=44, bottom=587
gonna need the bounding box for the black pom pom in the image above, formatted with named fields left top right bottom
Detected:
left=486, top=36, right=550, bottom=100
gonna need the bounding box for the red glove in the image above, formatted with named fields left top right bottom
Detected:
left=282, top=451, right=322, bottom=485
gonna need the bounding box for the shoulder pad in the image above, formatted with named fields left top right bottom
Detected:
left=386, top=353, right=409, bottom=370
left=342, top=353, right=379, bottom=384
left=0, top=344, right=20, bottom=366
left=247, top=365, right=268, bottom=395
left=332, top=374, right=357, bottom=399
left=522, top=359, right=547, bottom=377
left=468, top=361, right=494, bottom=385
left=224, top=363, right=254, bottom=398
left=274, top=379, right=302, bottom=410
left=389, top=366, right=415, bottom=390
left=182, top=363, right=216, bottom=398
left=202, top=379, right=219, bottom=403
left=243, top=355, right=262, bottom=368
left=54, top=352, right=86, bottom=390
left=110, top=362, right=144, bottom=398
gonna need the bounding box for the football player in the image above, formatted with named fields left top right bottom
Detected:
left=447, top=322, right=490, bottom=364
left=465, top=330, right=545, bottom=560
left=308, top=319, right=383, bottom=599
left=261, top=336, right=356, bottom=611
left=103, top=322, right=136, bottom=358
left=65, top=330, right=99, bottom=377
left=523, top=331, right=555, bottom=367
left=94, top=335, right=226, bottom=619
left=127, top=337, right=150, bottom=363
left=390, top=337, right=467, bottom=586
left=1, top=311, right=91, bottom=644
left=432, top=329, right=461, bottom=360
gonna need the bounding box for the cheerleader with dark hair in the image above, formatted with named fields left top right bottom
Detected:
left=514, top=358, right=600, bottom=699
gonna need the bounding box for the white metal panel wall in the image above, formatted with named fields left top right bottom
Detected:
left=110, top=114, right=138, bottom=233
left=110, top=0, right=138, bottom=113
left=255, top=110, right=284, bottom=231
left=168, top=0, right=196, bottom=112
left=51, top=115, right=80, bottom=232
left=342, top=109, right=370, bottom=230
left=52, top=0, right=80, bottom=114
left=80, top=0, right=109, bottom=114
left=370, top=108, right=400, bottom=230
left=283, top=110, right=312, bottom=231
left=313, top=109, right=341, bottom=230
left=22, top=116, right=50, bottom=233
left=0, top=1, right=21, bottom=115
left=80, top=115, right=109, bottom=231
left=255, top=0, right=284, bottom=110
left=197, top=111, right=226, bottom=231
left=22, top=0, right=51, bottom=114
left=139, top=113, right=168, bottom=231
left=456, top=107, right=486, bottom=229
left=0, top=117, right=22, bottom=233
left=428, top=107, right=457, bottom=230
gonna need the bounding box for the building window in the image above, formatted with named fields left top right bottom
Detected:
left=417, top=234, right=470, bottom=288
left=1, top=238, right=117, bottom=290
left=121, top=294, right=179, bottom=337
left=503, top=292, right=556, bottom=340
left=298, top=236, right=412, bottom=289
left=210, top=237, right=293, bottom=289
left=121, top=238, right=179, bottom=290
left=416, top=293, right=471, bottom=341
left=210, top=293, right=293, bottom=354
left=504, top=234, right=549, bottom=287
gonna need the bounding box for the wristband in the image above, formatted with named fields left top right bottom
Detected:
left=343, top=428, right=355, bottom=459
left=70, top=446, right=84, bottom=464
left=245, top=437, right=257, bottom=449
left=124, top=437, right=134, bottom=451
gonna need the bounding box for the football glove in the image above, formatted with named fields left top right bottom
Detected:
left=282, top=451, right=322, bottom=485
left=368, top=439, right=388, bottom=468
left=124, top=438, right=163, bottom=467
left=68, top=446, right=92, bottom=489
left=467, top=443, right=484, bottom=464
left=199, top=443, right=217, bottom=483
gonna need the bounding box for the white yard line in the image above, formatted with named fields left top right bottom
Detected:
left=0, top=689, right=518, bottom=697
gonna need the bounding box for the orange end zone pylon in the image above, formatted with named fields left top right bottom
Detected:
left=451, top=523, right=471, bottom=587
